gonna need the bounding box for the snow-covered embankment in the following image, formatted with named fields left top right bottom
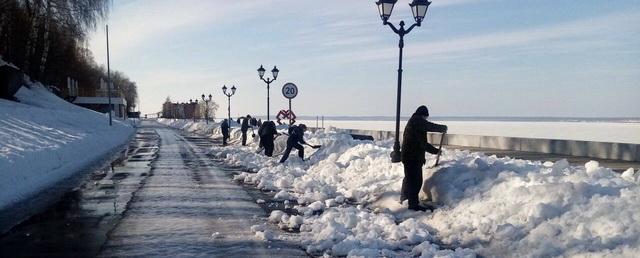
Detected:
left=0, top=81, right=134, bottom=210
left=160, top=119, right=639, bottom=257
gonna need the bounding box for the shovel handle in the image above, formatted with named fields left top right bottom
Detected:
left=434, top=132, right=446, bottom=167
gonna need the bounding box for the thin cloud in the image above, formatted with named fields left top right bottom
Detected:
left=432, top=0, right=494, bottom=7
left=88, top=0, right=278, bottom=64
left=326, top=10, right=640, bottom=63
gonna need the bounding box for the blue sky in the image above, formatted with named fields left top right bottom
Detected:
left=88, top=0, right=640, bottom=118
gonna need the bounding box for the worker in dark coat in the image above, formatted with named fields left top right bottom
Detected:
left=240, top=115, right=251, bottom=146
left=221, top=119, right=230, bottom=146
left=401, top=105, right=447, bottom=211
left=258, top=121, right=279, bottom=157
left=279, top=124, right=307, bottom=163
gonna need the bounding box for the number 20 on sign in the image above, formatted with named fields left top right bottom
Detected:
left=282, top=83, right=298, bottom=99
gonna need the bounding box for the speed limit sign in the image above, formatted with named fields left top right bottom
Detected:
left=282, top=83, right=298, bottom=99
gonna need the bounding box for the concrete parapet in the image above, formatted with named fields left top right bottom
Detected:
left=520, top=138, right=553, bottom=153
left=446, top=134, right=481, bottom=148
left=326, top=128, right=640, bottom=162
left=567, top=141, right=588, bottom=157
left=480, top=136, right=520, bottom=150
left=336, top=129, right=396, bottom=141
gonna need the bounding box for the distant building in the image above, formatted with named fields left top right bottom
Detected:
left=72, top=78, right=128, bottom=119
left=162, top=101, right=201, bottom=120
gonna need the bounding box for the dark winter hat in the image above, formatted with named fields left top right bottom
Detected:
left=415, top=105, right=429, bottom=116
left=299, top=124, right=307, bottom=130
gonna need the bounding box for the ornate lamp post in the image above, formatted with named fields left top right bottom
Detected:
left=190, top=99, right=197, bottom=122
left=201, top=93, right=212, bottom=124
left=257, top=65, right=279, bottom=121
left=222, top=85, right=236, bottom=127
left=375, top=0, right=432, bottom=163
left=194, top=99, right=199, bottom=121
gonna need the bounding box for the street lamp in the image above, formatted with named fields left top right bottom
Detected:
left=375, top=0, right=431, bottom=163
left=190, top=99, right=197, bottom=122
left=222, top=85, right=236, bottom=127
left=201, top=93, right=212, bottom=124
left=194, top=99, right=199, bottom=121
left=258, top=65, right=279, bottom=121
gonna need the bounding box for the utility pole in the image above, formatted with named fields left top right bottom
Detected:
left=106, top=24, right=113, bottom=126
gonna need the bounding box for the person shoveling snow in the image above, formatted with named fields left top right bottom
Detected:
left=257, top=121, right=279, bottom=157
left=401, top=105, right=447, bottom=211
left=279, top=124, right=320, bottom=163
left=240, top=115, right=252, bottom=146
left=221, top=119, right=230, bottom=146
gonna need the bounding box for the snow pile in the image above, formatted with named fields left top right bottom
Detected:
left=161, top=119, right=640, bottom=257
left=0, top=80, right=134, bottom=210
left=299, top=206, right=474, bottom=257
left=427, top=158, right=640, bottom=257
left=251, top=223, right=275, bottom=241
left=157, top=118, right=220, bottom=135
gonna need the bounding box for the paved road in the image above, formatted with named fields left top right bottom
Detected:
left=99, top=122, right=305, bottom=257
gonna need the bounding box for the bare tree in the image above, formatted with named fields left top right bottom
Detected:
left=37, top=0, right=110, bottom=78
left=110, top=70, right=138, bottom=112
left=13, top=0, right=109, bottom=78
left=1, top=0, right=138, bottom=105
left=200, top=100, right=219, bottom=120
left=21, top=0, right=43, bottom=75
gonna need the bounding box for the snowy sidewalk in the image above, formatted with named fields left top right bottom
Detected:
left=99, top=123, right=305, bottom=257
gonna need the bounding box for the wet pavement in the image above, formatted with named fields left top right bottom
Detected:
left=0, top=126, right=158, bottom=257
left=0, top=121, right=307, bottom=257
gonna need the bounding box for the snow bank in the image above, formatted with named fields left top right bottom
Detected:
left=161, top=119, right=639, bottom=257
left=0, top=80, right=134, bottom=210
left=427, top=158, right=640, bottom=257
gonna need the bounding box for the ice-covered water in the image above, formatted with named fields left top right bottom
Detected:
left=297, top=119, right=640, bottom=144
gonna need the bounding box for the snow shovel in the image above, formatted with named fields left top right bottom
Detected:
left=305, top=143, right=321, bottom=149
left=431, top=132, right=446, bottom=168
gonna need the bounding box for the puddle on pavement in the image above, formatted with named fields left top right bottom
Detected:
left=0, top=129, right=160, bottom=257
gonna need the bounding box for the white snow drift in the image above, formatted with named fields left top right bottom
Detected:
left=0, top=74, right=134, bottom=210
left=160, top=119, right=639, bottom=258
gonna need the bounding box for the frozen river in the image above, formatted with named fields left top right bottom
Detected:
left=298, top=119, right=640, bottom=144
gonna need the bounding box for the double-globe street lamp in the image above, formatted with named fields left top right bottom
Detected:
left=201, top=93, right=212, bottom=124
left=375, top=0, right=432, bottom=163
left=257, top=65, right=279, bottom=121
left=222, top=85, right=237, bottom=127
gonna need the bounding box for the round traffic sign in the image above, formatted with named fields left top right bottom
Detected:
left=282, top=82, right=298, bottom=99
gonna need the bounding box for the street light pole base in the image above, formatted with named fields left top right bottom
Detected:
left=390, top=150, right=402, bottom=163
